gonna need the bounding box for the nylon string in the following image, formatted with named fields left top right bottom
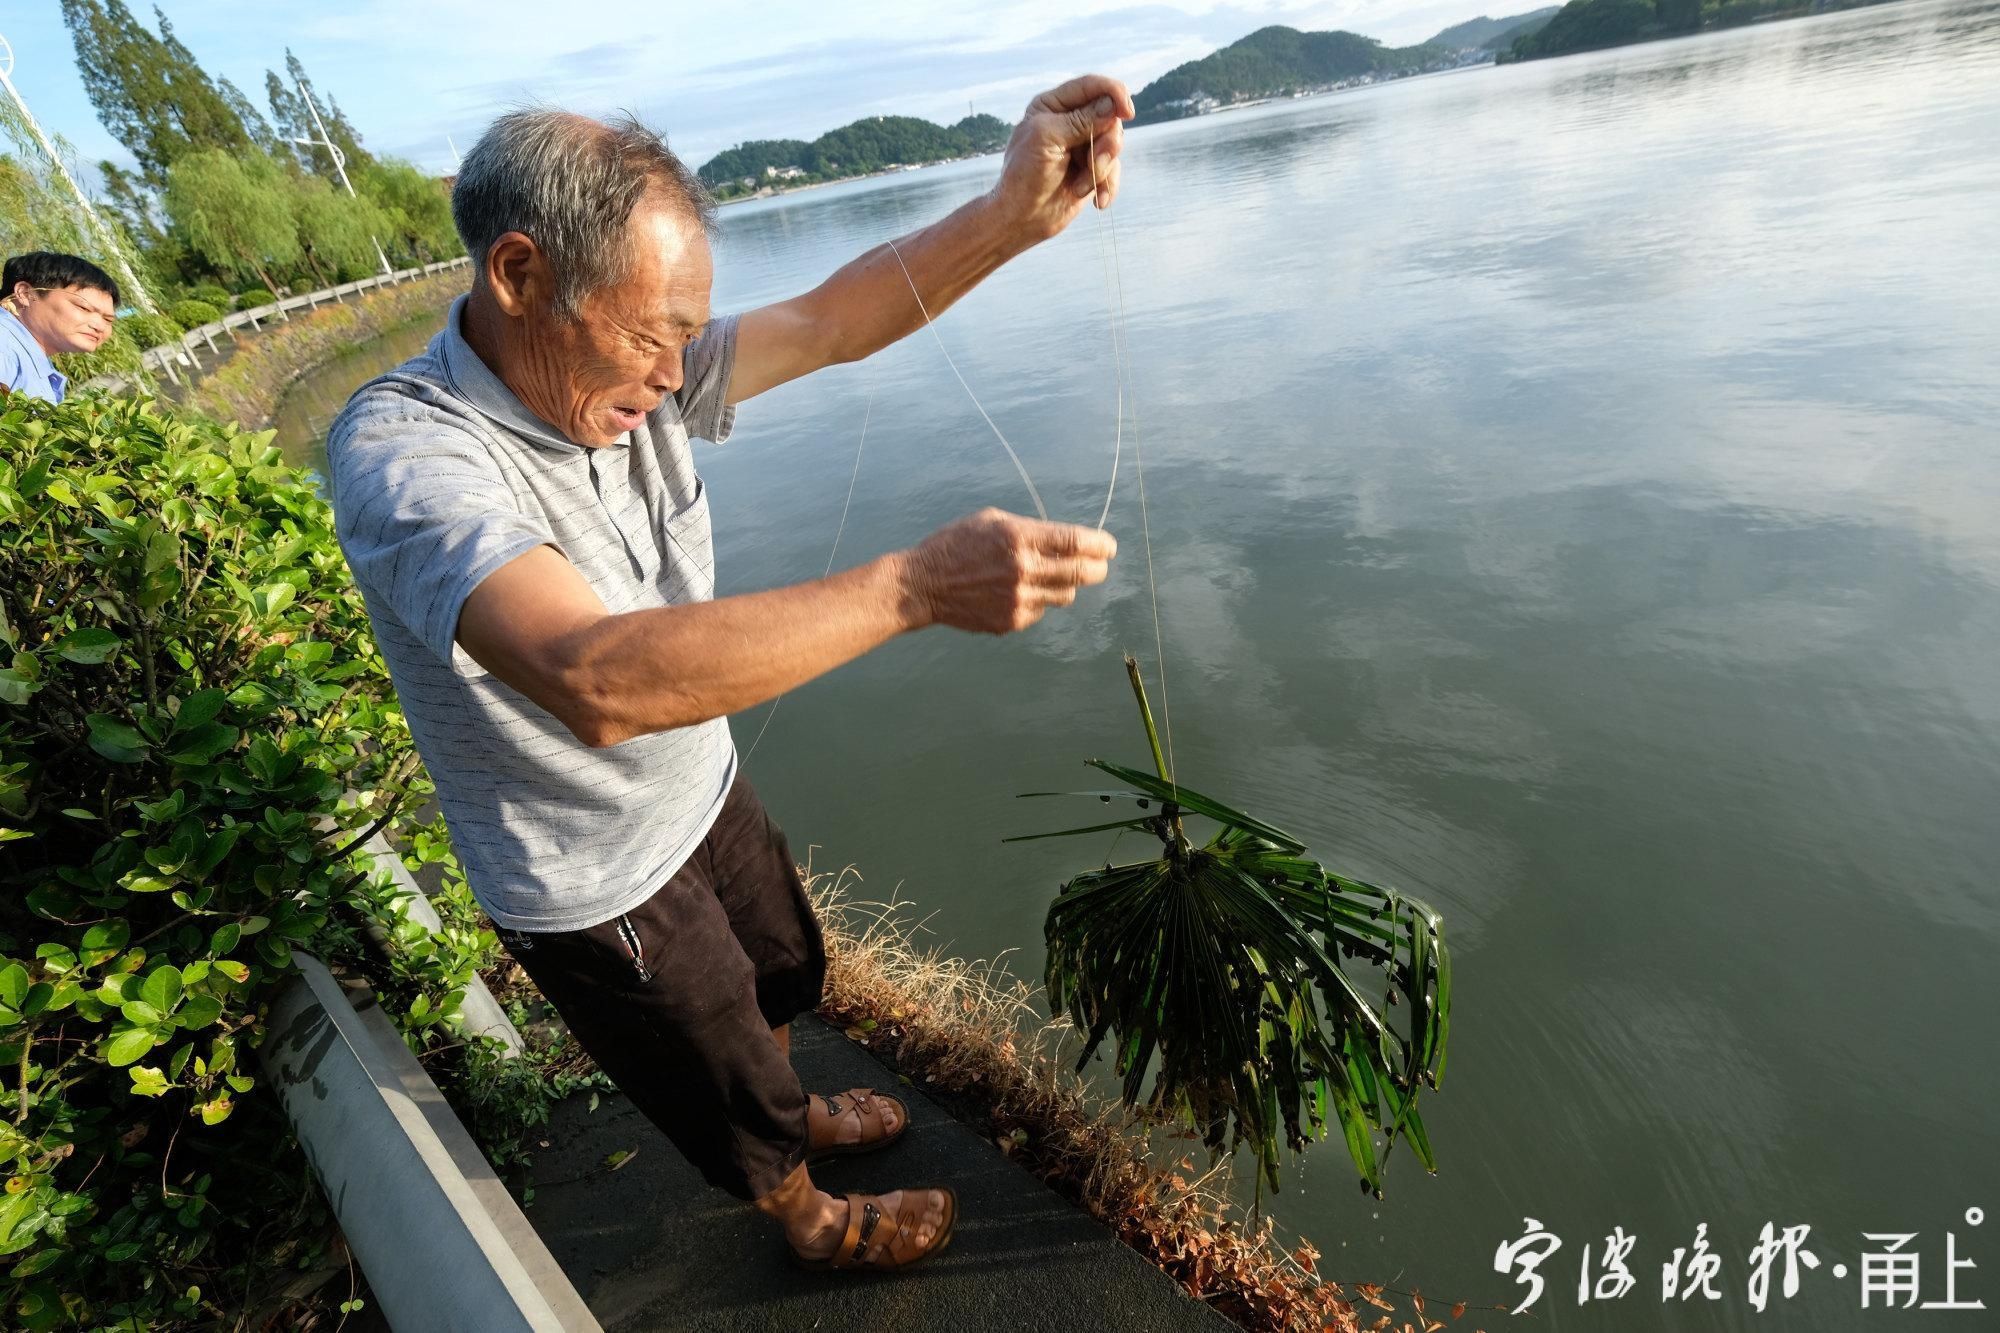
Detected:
left=754, top=123, right=1177, bottom=780
left=1088, top=131, right=1175, bottom=781
left=742, top=386, right=873, bottom=761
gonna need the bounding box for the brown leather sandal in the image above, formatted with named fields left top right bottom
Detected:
left=793, top=1188, right=958, bottom=1273
left=806, top=1088, right=909, bottom=1162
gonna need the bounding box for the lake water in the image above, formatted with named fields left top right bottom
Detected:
left=276, top=3, right=2000, bottom=1326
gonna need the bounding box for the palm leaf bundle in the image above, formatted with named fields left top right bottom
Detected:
left=1012, top=656, right=1451, bottom=1195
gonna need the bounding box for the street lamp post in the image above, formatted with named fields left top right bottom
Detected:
left=291, top=78, right=392, bottom=278
left=0, top=31, right=158, bottom=313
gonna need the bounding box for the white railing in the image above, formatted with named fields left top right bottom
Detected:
left=89, top=255, right=471, bottom=393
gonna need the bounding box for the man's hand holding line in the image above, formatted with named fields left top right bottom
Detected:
left=728, top=74, right=1134, bottom=403
left=459, top=510, right=1116, bottom=747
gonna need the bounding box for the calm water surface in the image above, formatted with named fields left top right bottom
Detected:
left=280, top=5, right=2000, bottom=1325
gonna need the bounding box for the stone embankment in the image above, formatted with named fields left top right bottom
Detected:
left=93, top=258, right=471, bottom=427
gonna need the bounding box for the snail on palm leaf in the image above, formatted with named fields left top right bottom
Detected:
left=1011, top=656, right=1451, bottom=1195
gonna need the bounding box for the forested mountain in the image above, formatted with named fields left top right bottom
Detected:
left=1423, top=8, right=1561, bottom=48
left=699, top=114, right=1010, bottom=196
left=1487, top=11, right=1564, bottom=50
left=1500, top=0, right=1896, bottom=63
left=1130, top=26, right=1451, bottom=123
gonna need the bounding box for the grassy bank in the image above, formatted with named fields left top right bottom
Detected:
left=175, top=270, right=468, bottom=430
left=805, top=867, right=1482, bottom=1333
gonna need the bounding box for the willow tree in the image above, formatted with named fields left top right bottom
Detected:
left=288, top=177, right=388, bottom=285
left=266, top=50, right=373, bottom=184
left=0, top=99, right=152, bottom=308
left=164, top=149, right=298, bottom=295
left=60, top=0, right=254, bottom=188
left=357, top=160, right=461, bottom=264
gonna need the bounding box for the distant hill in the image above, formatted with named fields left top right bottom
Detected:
left=1487, top=10, right=1563, bottom=50
left=1498, top=0, right=1897, bottom=64
left=699, top=114, right=1011, bottom=198
left=1130, top=25, right=1453, bottom=123
left=1424, top=8, right=1561, bottom=48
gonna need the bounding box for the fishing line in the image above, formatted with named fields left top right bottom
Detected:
left=1086, top=124, right=1175, bottom=781
left=883, top=125, right=1177, bottom=777
left=883, top=236, right=1049, bottom=523
left=752, top=122, right=1179, bottom=779
left=1090, top=141, right=1124, bottom=532
left=1112, top=204, right=1168, bottom=772
left=741, top=384, right=873, bottom=762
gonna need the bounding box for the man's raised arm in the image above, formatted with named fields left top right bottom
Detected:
left=726, top=75, right=1135, bottom=406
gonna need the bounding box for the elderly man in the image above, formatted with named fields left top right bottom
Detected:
left=326, top=75, right=1129, bottom=1272
left=1, top=251, right=119, bottom=403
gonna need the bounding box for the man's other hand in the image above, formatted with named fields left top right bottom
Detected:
left=989, top=75, right=1135, bottom=242
left=902, top=508, right=1117, bottom=634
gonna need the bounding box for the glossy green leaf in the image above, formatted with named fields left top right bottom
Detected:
left=104, top=1026, right=157, bottom=1067
left=175, top=994, right=223, bottom=1030
left=171, top=688, right=228, bottom=734
left=249, top=582, right=295, bottom=618
left=139, top=965, right=183, bottom=1014
left=165, top=722, right=238, bottom=765
left=85, top=714, right=147, bottom=764
left=81, top=921, right=131, bottom=958
left=55, top=628, right=121, bottom=664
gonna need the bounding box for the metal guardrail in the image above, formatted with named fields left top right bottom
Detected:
left=263, top=952, right=600, bottom=1333
left=90, top=255, right=471, bottom=394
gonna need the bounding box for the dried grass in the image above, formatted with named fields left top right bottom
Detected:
left=808, top=864, right=1484, bottom=1333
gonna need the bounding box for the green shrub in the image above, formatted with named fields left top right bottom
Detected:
left=0, top=394, right=425, bottom=1327
left=50, top=326, right=142, bottom=388
left=187, top=284, right=230, bottom=308
left=166, top=299, right=223, bottom=332
left=119, top=312, right=183, bottom=354
left=232, top=287, right=275, bottom=311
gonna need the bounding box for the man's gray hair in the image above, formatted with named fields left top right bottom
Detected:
left=451, top=108, right=716, bottom=318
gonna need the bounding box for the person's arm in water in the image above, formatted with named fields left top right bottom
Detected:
left=725, top=74, right=1135, bottom=405
left=457, top=509, right=1114, bottom=747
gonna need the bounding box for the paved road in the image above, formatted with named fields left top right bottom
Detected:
left=528, top=1016, right=1231, bottom=1332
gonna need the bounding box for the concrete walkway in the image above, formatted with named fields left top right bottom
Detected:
left=527, top=1017, right=1231, bottom=1332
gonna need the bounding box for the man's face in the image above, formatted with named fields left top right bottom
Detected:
left=13, top=283, right=116, bottom=355
left=514, top=200, right=715, bottom=447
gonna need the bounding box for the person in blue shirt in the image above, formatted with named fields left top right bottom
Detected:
left=1, top=251, right=120, bottom=403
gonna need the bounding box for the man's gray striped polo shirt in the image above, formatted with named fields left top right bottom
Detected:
left=325, top=296, right=741, bottom=932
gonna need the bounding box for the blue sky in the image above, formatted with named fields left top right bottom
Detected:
left=3, top=0, right=1519, bottom=180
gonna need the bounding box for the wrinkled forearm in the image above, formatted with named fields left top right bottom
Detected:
left=816, top=193, right=1026, bottom=366
left=550, top=553, right=923, bottom=746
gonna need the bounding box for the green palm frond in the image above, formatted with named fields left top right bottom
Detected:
left=1026, top=656, right=1451, bottom=1196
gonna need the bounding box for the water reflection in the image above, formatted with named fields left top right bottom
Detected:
left=273, top=317, right=442, bottom=473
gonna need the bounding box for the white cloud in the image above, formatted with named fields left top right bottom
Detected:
left=11, top=0, right=1535, bottom=181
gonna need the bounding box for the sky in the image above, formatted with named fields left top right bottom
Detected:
left=2, top=0, right=1526, bottom=181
